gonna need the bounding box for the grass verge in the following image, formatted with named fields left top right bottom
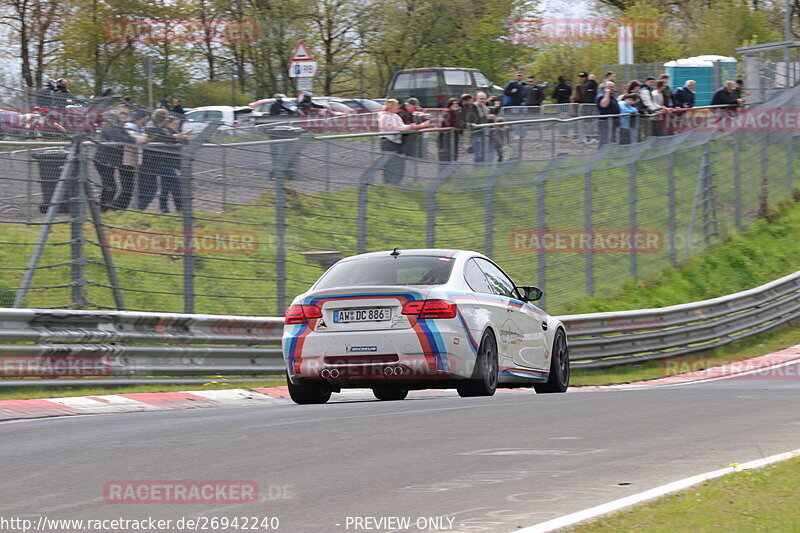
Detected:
left=570, top=456, right=800, bottom=532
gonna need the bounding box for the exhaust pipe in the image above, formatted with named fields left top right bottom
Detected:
left=383, top=366, right=394, bottom=376
left=329, top=368, right=340, bottom=378
left=392, top=367, right=404, bottom=376
left=320, top=368, right=331, bottom=378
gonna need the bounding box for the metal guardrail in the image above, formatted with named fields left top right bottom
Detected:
left=0, top=270, right=798, bottom=384
left=561, top=270, right=800, bottom=368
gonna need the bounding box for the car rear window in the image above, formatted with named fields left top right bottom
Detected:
left=315, top=256, right=455, bottom=289
left=392, top=72, right=438, bottom=90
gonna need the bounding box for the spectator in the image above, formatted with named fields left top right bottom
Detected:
left=488, top=116, right=510, bottom=162
left=297, top=91, right=324, bottom=115
left=397, top=97, right=423, bottom=158
left=485, top=95, right=501, bottom=114
left=466, top=91, right=491, bottom=162
left=116, top=109, right=151, bottom=211
left=639, top=77, right=661, bottom=114
left=711, top=81, right=743, bottom=108
left=552, top=76, right=572, bottom=104
left=653, top=80, right=668, bottom=109
left=524, top=76, right=546, bottom=107
left=674, top=80, right=696, bottom=108
left=658, top=73, right=674, bottom=107
left=51, top=78, right=70, bottom=108
left=171, top=98, right=185, bottom=117
left=583, top=73, right=598, bottom=103
left=596, top=80, right=619, bottom=147
left=269, top=93, right=293, bottom=115
left=503, top=71, right=527, bottom=107
left=618, top=93, right=640, bottom=145
left=438, top=98, right=462, bottom=161
left=732, top=79, right=745, bottom=103
left=377, top=99, right=428, bottom=184
left=95, top=105, right=138, bottom=212
left=158, top=97, right=172, bottom=111
left=138, top=109, right=189, bottom=212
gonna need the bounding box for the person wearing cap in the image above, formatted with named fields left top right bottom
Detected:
left=297, top=91, right=323, bottom=115
left=270, top=93, right=293, bottom=116
left=552, top=76, right=572, bottom=104
left=618, top=93, right=640, bottom=145
left=397, top=98, right=424, bottom=157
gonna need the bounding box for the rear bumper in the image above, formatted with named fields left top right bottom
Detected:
left=283, top=324, right=478, bottom=385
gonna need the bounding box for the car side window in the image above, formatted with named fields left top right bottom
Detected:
left=464, top=259, right=493, bottom=294
left=476, top=259, right=517, bottom=299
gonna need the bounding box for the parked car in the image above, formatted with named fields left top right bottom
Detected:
left=387, top=67, right=501, bottom=108
left=181, top=106, right=253, bottom=135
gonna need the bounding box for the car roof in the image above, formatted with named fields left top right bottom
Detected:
left=186, top=106, right=244, bottom=112
left=394, top=67, right=482, bottom=73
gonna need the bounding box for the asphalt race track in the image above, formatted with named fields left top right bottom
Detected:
left=2, top=364, right=800, bottom=533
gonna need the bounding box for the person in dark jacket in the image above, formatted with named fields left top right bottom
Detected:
left=397, top=98, right=423, bottom=157
left=524, top=76, right=546, bottom=106
left=95, top=105, right=138, bottom=212
left=673, top=80, right=696, bottom=108
left=711, top=81, right=743, bottom=107
left=138, top=109, right=189, bottom=212
left=466, top=91, right=491, bottom=162
left=581, top=73, right=598, bottom=103
left=552, top=76, right=572, bottom=104
left=596, top=81, right=620, bottom=147
left=438, top=97, right=462, bottom=161
left=269, top=94, right=293, bottom=115
left=171, top=98, right=185, bottom=117
left=503, top=71, right=527, bottom=106
left=297, top=91, right=324, bottom=115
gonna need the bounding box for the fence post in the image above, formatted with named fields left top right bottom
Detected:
left=628, top=155, right=638, bottom=278
left=787, top=130, right=794, bottom=196
left=26, top=147, right=32, bottom=223
left=179, top=123, right=220, bottom=314
left=667, top=152, right=677, bottom=267
left=70, top=139, right=88, bottom=308
left=427, top=164, right=461, bottom=248
left=732, top=133, right=742, bottom=230
left=484, top=161, right=517, bottom=256
left=583, top=168, right=594, bottom=296
left=535, top=156, right=564, bottom=309
left=759, top=132, right=769, bottom=216
left=221, top=144, right=228, bottom=211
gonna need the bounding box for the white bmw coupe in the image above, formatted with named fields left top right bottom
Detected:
left=282, top=249, right=569, bottom=404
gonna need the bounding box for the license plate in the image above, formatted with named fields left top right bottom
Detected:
left=333, top=308, right=391, bottom=323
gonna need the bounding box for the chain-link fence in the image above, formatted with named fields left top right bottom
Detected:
left=0, top=85, right=798, bottom=316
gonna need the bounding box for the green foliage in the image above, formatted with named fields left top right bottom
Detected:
left=183, top=81, right=253, bottom=107
left=687, top=0, right=782, bottom=56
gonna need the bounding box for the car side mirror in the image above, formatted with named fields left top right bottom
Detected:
left=519, top=286, right=543, bottom=302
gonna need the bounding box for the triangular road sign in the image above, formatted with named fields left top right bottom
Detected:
left=290, top=40, right=314, bottom=62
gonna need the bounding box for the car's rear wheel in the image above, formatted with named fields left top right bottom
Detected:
left=458, top=330, right=498, bottom=397
left=372, top=385, right=408, bottom=401
left=287, top=374, right=332, bottom=404
left=534, top=329, right=570, bottom=393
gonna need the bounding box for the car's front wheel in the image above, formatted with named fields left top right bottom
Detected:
left=534, top=328, right=570, bottom=393
left=458, top=330, right=498, bottom=397
left=287, top=375, right=332, bottom=404
left=372, top=385, right=408, bottom=401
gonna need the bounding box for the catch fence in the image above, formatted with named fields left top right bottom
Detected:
left=0, top=86, right=798, bottom=316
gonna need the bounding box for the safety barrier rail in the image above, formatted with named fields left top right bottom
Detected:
left=0, top=269, right=797, bottom=384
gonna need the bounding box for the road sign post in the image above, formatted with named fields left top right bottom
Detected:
left=289, top=40, right=315, bottom=94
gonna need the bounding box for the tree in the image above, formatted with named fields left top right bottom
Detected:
left=0, top=0, right=62, bottom=88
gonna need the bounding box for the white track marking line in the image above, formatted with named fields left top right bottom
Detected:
left=513, top=447, right=800, bottom=533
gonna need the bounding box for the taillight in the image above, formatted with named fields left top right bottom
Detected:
left=402, top=299, right=457, bottom=319
left=285, top=304, right=322, bottom=324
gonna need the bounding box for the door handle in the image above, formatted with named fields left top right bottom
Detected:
left=541, top=322, right=548, bottom=330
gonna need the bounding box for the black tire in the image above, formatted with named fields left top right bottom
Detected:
left=372, top=385, right=408, bottom=401
left=287, top=374, right=332, bottom=404
left=534, top=328, right=570, bottom=393
left=458, top=330, right=498, bottom=397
